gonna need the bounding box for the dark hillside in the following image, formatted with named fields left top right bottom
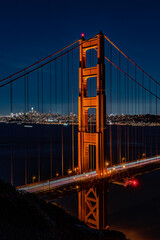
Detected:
left=0, top=179, right=127, bottom=240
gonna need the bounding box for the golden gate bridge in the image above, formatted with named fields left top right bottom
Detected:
left=0, top=31, right=160, bottom=229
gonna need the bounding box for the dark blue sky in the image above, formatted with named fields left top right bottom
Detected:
left=0, top=0, right=160, bottom=114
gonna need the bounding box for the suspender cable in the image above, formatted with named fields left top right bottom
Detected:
left=110, top=44, right=112, bottom=114
left=127, top=61, right=130, bottom=161
left=150, top=127, right=152, bottom=157
left=25, top=130, right=27, bottom=184
left=37, top=69, right=40, bottom=182
left=149, top=77, right=152, bottom=114
left=141, top=73, right=145, bottom=158
left=49, top=63, right=52, bottom=179
left=67, top=52, right=71, bottom=170
left=27, top=74, right=29, bottom=112
left=55, top=59, right=57, bottom=174
left=138, top=74, right=140, bottom=159
left=37, top=70, right=39, bottom=113
left=38, top=142, right=40, bottom=182
left=61, top=57, right=64, bottom=176
left=50, top=63, right=52, bottom=113
left=24, top=76, right=27, bottom=184
left=109, top=44, right=113, bottom=166
left=135, top=126, right=137, bottom=160
left=119, top=52, right=121, bottom=164
left=41, top=125, right=44, bottom=180
left=142, top=72, right=144, bottom=114
left=24, top=76, right=26, bottom=114
left=124, top=69, right=127, bottom=163
left=117, top=70, right=119, bottom=114
left=138, top=72, right=140, bottom=115
left=125, top=73, right=126, bottom=115
left=71, top=47, right=74, bottom=171
left=50, top=126, right=52, bottom=179
left=127, top=125, right=129, bottom=161
left=41, top=67, right=44, bottom=180
left=10, top=82, right=13, bottom=114
left=127, top=59, right=129, bottom=114
left=119, top=52, right=121, bottom=114
left=132, top=126, right=133, bottom=161
left=55, top=60, right=57, bottom=113
left=117, top=59, right=119, bottom=162
left=156, top=80, right=158, bottom=156
left=144, top=74, right=146, bottom=114
left=10, top=124, right=13, bottom=185
left=41, top=67, right=43, bottom=113
left=156, top=82, right=157, bottom=115
left=135, top=66, right=137, bottom=115
left=134, top=66, right=137, bottom=160
left=67, top=53, right=69, bottom=122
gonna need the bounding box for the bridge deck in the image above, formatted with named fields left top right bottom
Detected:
left=17, top=156, right=160, bottom=194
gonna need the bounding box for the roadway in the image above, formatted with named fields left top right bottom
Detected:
left=17, top=155, right=160, bottom=194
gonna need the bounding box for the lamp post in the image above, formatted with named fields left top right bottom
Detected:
left=32, top=176, right=36, bottom=183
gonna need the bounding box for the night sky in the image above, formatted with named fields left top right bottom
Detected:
left=0, top=0, right=160, bottom=114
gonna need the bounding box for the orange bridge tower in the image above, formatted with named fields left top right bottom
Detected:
left=78, top=32, right=107, bottom=229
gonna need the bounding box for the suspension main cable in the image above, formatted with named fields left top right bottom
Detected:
left=104, top=56, right=160, bottom=100
left=0, top=40, right=79, bottom=84
left=0, top=44, right=80, bottom=88
left=0, top=34, right=97, bottom=87
left=104, top=35, right=160, bottom=87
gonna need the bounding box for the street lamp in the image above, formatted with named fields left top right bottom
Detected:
left=32, top=176, right=36, bottom=183
left=142, top=153, right=146, bottom=158
left=105, top=161, right=109, bottom=167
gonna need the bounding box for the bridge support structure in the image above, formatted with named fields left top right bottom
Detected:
left=78, top=32, right=107, bottom=229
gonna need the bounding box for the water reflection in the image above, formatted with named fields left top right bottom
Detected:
left=78, top=181, right=108, bottom=229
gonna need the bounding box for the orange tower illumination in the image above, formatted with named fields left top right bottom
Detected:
left=78, top=32, right=107, bottom=229
left=78, top=31, right=106, bottom=176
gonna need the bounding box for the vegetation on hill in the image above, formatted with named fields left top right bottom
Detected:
left=0, top=180, right=127, bottom=240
